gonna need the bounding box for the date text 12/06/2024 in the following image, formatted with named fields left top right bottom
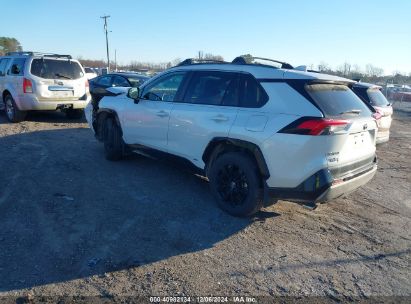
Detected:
left=149, top=296, right=257, bottom=303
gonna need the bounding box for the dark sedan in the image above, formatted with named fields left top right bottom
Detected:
left=89, top=72, right=149, bottom=102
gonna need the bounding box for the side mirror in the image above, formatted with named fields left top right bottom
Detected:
left=127, top=87, right=140, bottom=103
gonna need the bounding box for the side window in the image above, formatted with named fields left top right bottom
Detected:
left=142, top=72, right=186, bottom=101
left=97, top=75, right=112, bottom=86
left=10, top=58, right=26, bottom=76
left=112, top=76, right=129, bottom=87
left=184, top=71, right=239, bottom=106
left=0, top=59, right=11, bottom=76
left=240, top=74, right=269, bottom=108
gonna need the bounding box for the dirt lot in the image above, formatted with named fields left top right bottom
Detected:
left=0, top=103, right=410, bottom=301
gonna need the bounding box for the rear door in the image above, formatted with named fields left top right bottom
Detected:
left=29, top=58, right=86, bottom=101
left=167, top=71, right=240, bottom=168
left=8, top=58, right=26, bottom=101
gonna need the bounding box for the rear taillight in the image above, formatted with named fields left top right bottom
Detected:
left=279, top=117, right=350, bottom=136
left=23, top=78, right=33, bottom=93
left=85, top=79, right=90, bottom=92
left=372, top=109, right=383, bottom=120
left=373, top=109, right=383, bottom=127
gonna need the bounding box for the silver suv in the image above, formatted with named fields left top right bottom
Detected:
left=0, top=52, right=91, bottom=122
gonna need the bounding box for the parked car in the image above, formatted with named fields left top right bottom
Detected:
left=352, top=82, right=393, bottom=144
left=0, top=51, right=90, bottom=122
left=89, top=72, right=149, bottom=103
left=391, top=88, right=411, bottom=102
left=84, top=67, right=98, bottom=80
left=85, top=56, right=378, bottom=217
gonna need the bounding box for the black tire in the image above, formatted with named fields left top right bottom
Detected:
left=103, top=117, right=124, bottom=161
left=65, top=108, right=84, bottom=119
left=209, top=152, right=264, bottom=217
left=4, top=95, right=27, bottom=123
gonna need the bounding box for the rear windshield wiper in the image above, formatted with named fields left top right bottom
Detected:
left=340, top=109, right=361, bottom=115
left=55, top=73, right=72, bottom=80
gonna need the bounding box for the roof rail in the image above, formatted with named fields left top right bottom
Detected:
left=177, top=58, right=227, bottom=66
left=5, top=51, right=72, bottom=59
left=232, top=56, right=294, bottom=69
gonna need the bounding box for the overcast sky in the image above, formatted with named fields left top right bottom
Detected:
left=1, top=0, right=410, bottom=75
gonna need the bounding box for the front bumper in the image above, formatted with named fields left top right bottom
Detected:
left=266, top=158, right=377, bottom=204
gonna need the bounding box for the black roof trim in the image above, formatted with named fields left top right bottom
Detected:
left=177, top=58, right=227, bottom=66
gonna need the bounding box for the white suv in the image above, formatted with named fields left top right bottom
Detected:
left=85, top=57, right=378, bottom=217
left=0, top=52, right=91, bottom=122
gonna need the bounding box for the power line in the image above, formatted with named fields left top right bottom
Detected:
left=100, top=15, right=110, bottom=71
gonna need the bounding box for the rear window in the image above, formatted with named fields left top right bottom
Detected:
left=306, top=84, right=372, bottom=118
left=367, top=88, right=390, bottom=106
left=84, top=67, right=94, bottom=73
left=30, top=59, right=84, bottom=80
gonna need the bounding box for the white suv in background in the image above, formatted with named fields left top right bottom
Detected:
left=84, top=67, right=98, bottom=80
left=86, top=57, right=378, bottom=217
left=0, top=52, right=91, bottom=122
left=352, top=82, right=393, bottom=144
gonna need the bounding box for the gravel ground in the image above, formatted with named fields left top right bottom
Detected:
left=0, top=103, right=410, bottom=302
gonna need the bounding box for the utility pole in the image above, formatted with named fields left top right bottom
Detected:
left=100, top=15, right=110, bottom=71
left=115, top=49, right=117, bottom=71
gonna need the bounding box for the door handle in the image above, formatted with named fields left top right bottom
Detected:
left=211, top=115, right=229, bottom=122
left=156, top=110, right=169, bottom=118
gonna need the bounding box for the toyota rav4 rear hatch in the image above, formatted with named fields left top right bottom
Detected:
left=305, top=83, right=377, bottom=179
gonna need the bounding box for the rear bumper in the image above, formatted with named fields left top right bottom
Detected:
left=266, top=158, right=377, bottom=204
left=315, top=164, right=377, bottom=202
left=376, top=133, right=390, bottom=144
left=15, top=94, right=91, bottom=111
left=376, top=129, right=390, bottom=144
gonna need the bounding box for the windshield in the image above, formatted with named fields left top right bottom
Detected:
left=127, top=76, right=148, bottom=87
left=30, top=59, right=84, bottom=80
left=306, top=84, right=373, bottom=118
left=367, top=88, right=390, bottom=106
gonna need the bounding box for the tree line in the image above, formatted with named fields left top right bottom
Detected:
left=0, top=37, right=22, bottom=55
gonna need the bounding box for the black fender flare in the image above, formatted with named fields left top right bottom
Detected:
left=202, top=137, right=270, bottom=179
left=95, top=108, right=122, bottom=141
